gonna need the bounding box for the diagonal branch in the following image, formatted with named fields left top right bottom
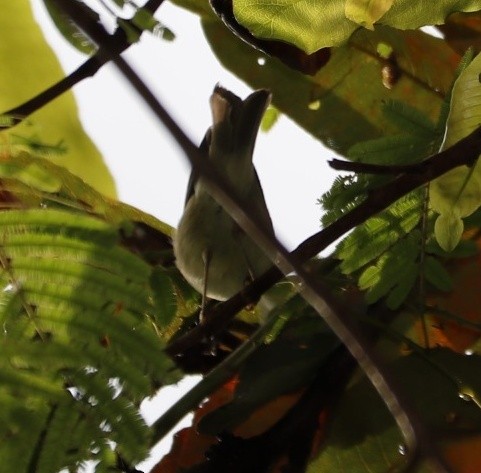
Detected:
left=56, top=4, right=460, bottom=468
left=0, top=0, right=165, bottom=128
left=167, top=127, right=481, bottom=356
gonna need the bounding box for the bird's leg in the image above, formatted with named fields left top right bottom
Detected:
left=237, top=236, right=261, bottom=312
left=200, top=249, right=211, bottom=325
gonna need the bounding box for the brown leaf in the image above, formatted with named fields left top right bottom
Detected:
left=149, top=379, right=236, bottom=472
left=438, top=12, right=481, bottom=55
left=427, top=230, right=481, bottom=352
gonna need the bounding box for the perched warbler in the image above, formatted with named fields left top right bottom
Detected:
left=173, top=85, right=274, bottom=303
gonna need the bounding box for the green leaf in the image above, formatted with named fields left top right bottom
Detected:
left=0, top=151, right=172, bottom=234
left=434, top=210, right=464, bottom=252
left=0, top=161, right=61, bottom=193
left=424, top=255, right=453, bottom=292
left=337, top=193, right=422, bottom=274
left=118, top=9, right=175, bottom=43
left=179, top=0, right=458, bottom=155
left=132, top=8, right=159, bottom=31
left=319, top=174, right=368, bottom=227
left=345, top=0, right=395, bottom=30
left=382, top=100, right=438, bottom=137
left=320, top=96, right=446, bottom=309
left=260, top=105, right=280, bottom=132
left=426, top=237, right=478, bottom=259
left=42, top=0, right=98, bottom=55
left=234, top=0, right=356, bottom=53
left=431, top=163, right=481, bottom=218
left=150, top=267, right=177, bottom=326
left=431, top=52, right=481, bottom=250
left=358, top=235, right=418, bottom=306
left=117, top=18, right=142, bottom=43
left=0, top=1, right=115, bottom=196
left=233, top=0, right=481, bottom=52
left=434, top=48, right=475, bottom=133
left=34, top=404, right=86, bottom=473
left=385, top=268, right=418, bottom=310
left=348, top=134, right=435, bottom=165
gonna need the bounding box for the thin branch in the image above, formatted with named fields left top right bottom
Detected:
left=56, top=5, right=458, bottom=467
left=0, top=0, right=165, bottom=128
left=329, top=158, right=427, bottom=174
left=418, top=184, right=431, bottom=349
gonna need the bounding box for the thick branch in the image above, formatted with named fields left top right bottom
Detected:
left=0, top=0, right=165, bottom=127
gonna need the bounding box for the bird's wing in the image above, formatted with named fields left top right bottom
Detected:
left=184, top=127, right=212, bottom=207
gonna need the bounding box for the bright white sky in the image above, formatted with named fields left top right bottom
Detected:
left=32, top=0, right=337, bottom=250
left=31, top=1, right=336, bottom=470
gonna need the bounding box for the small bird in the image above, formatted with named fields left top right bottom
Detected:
left=173, top=85, right=274, bottom=307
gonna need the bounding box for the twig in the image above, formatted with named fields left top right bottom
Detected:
left=0, top=0, right=165, bottom=128
left=56, top=5, right=458, bottom=468
left=329, top=158, right=427, bottom=174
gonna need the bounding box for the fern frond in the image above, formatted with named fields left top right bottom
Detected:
left=337, top=192, right=423, bottom=274
left=382, top=100, right=437, bottom=137
left=320, top=98, right=450, bottom=309
left=319, top=174, right=370, bottom=227
left=358, top=233, right=419, bottom=307
left=70, top=369, right=151, bottom=463
left=348, top=134, right=435, bottom=165
left=34, top=403, right=82, bottom=473
left=0, top=153, right=182, bottom=470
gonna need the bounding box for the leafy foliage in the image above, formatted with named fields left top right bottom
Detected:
left=319, top=100, right=448, bottom=308
left=42, top=0, right=175, bottom=51
left=0, top=151, right=180, bottom=471
left=232, top=0, right=481, bottom=52
left=431, top=51, right=481, bottom=251
left=42, top=0, right=98, bottom=54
